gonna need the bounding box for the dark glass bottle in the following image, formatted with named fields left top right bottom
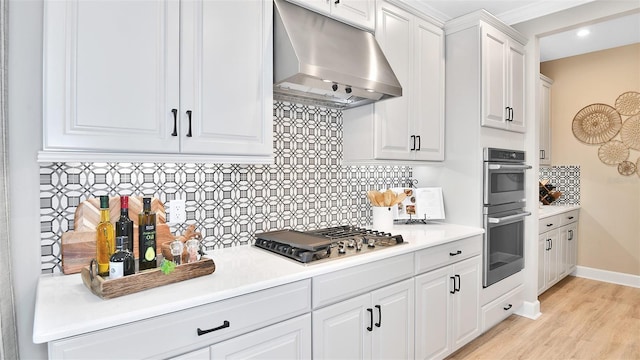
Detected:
left=115, top=195, right=134, bottom=253
left=138, top=197, right=157, bottom=271
left=109, top=236, right=135, bottom=278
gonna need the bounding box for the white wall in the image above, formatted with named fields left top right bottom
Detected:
left=7, top=0, right=48, bottom=358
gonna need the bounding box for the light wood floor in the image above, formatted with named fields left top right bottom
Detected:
left=447, top=276, right=640, bottom=360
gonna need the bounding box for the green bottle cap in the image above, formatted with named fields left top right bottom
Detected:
left=99, top=195, right=109, bottom=209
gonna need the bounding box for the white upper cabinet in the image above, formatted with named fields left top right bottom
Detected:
left=287, top=0, right=375, bottom=30
left=539, top=74, right=553, bottom=165
left=481, top=22, right=526, bottom=133
left=41, top=0, right=273, bottom=163
left=342, top=1, right=445, bottom=163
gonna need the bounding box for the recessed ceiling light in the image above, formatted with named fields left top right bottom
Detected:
left=577, top=29, right=590, bottom=37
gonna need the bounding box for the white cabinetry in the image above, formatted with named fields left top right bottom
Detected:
left=312, top=279, right=414, bottom=359
left=538, top=209, right=579, bottom=295
left=343, top=1, right=445, bottom=162
left=480, top=22, right=526, bottom=132
left=172, top=315, right=311, bottom=360
left=311, top=254, right=415, bottom=359
left=41, top=0, right=272, bottom=163
left=48, top=280, right=311, bottom=359
left=539, top=74, right=553, bottom=165
left=414, top=237, right=482, bottom=360
left=286, top=0, right=375, bottom=30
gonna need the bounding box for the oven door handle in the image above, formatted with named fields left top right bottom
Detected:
left=487, top=164, right=532, bottom=170
left=488, top=211, right=531, bottom=224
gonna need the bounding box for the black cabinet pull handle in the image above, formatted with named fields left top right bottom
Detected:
left=375, top=305, right=381, bottom=328
left=510, top=107, right=514, bottom=122
left=197, top=320, right=230, bottom=336
left=504, top=304, right=513, bottom=310
left=410, top=135, right=416, bottom=151
left=171, top=109, right=178, bottom=136
left=449, top=250, right=462, bottom=257
left=568, top=230, right=573, bottom=240
left=367, top=308, right=373, bottom=331
left=416, top=135, right=421, bottom=151
left=505, top=107, right=510, bottom=121
left=186, top=110, right=193, bottom=137
left=335, top=0, right=340, bottom=3
left=568, top=216, right=574, bottom=220
left=540, top=150, right=545, bottom=159
left=550, top=239, right=553, bottom=249
left=450, top=276, right=456, bottom=294
left=546, top=223, right=553, bottom=227
left=455, top=274, right=461, bottom=292
left=546, top=239, right=550, bottom=251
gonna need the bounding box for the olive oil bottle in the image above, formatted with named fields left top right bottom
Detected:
left=138, top=197, right=157, bottom=271
left=96, top=195, right=115, bottom=276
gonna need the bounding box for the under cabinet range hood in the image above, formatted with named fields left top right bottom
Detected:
left=273, top=0, right=402, bottom=109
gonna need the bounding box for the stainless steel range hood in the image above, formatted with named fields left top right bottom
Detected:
left=273, top=0, right=402, bottom=110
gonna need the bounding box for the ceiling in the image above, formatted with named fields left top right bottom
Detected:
left=409, top=0, right=640, bottom=61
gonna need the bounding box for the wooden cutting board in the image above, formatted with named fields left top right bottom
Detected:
left=61, top=196, right=175, bottom=274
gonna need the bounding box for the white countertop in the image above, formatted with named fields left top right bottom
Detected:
left=538, top=204, right=581, bottom=219
left=33, top=222, right=483, bottom=344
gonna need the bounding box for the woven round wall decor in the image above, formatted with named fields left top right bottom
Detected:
left=615, top=91, right=640, bottom=116
left=598, top=140, right=629, bottom=165
left=618, top=160, right=637, bottom=176
left=620, top=114, right=640, bottom=150
left=572, top=103, right=622, bottom=144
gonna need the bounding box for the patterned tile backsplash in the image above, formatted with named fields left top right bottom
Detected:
left=539, top=165, right=581, bottom=205
left=39, top=102, right=412, bottom=273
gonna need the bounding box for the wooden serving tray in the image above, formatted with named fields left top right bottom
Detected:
left=81, top=257, right=216, bottom=299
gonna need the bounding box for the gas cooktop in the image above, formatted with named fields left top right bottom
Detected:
left=254, top=225, right=405, bottom=264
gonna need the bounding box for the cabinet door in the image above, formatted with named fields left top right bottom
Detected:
left=506, top=40, right=526, bottom=132
left=539, top=75, right=553, bottom=165
left=558, top=225, right=569, bottom=279
left=481, top=23, right=508, bottom=129
left=210, top=314, right=311, bottom=360
left=546, top=230, right=559, bottom=287
left=451, top=256, right=481, bottom=349
left=43, top=0, right=180, bottom=153
left=374, top=2, right=413, bottom=160
left=537, top=234, right=548, bottom=294
left=312, top=294, right=372, bottom=360
left=412, top=18, right=445, bottom=161
left=331, top=0, right=375, bottom=30
left=564, top=223, right=578, bottom=274
left=179, top=0, right=272, bottom=157
left=371, top=279, right=415, bottom=360
left=415, top=266, right=451, bottom=360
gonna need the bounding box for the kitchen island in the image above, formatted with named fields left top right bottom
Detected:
left=34, top=222, right=484, bottom=359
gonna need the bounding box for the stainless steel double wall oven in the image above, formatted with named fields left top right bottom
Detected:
left=483, top=148, right=532, bottom=287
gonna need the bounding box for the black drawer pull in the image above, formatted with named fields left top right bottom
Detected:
left=568, top=216, right=574, bottom=220
left=171, top=108, right=178, bottom=136
left=504, top=304, right=513, bottom=310
left=454, top=274, right=461, bottom=292
left=375, top=305, right=381, bottom=328
left=449, top=250, right=462, bottom=256
left=186, top=110, right=193, bottom=137
left=546, top=223, right=553, bottom=227
left=450, top=276, right=456, bottom=294
left=367, top=308, right=373, bottom=331
left=410, top=135, right=416, bottom=151
left=197, top=320, right=230, bottom=336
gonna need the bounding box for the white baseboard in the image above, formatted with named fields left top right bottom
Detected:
left=573, top=266, right=640, bottom=288
left=515, top=300, right=541, bottom=320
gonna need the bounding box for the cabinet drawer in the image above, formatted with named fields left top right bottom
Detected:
left=538, top=214, right=560, bottom=233
left=49, top=280, right=311, bottom=359
left=312, top=253, right=413, bottom=309
left=481, top=285, right=523, bottom=332
left=414, top=235, right=482, bottom=274
left=559, top=209, right=579, bottom=226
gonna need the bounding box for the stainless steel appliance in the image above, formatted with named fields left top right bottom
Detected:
left=483, top=148, right=531, bottom=287
left=273, top=0, right=402, bottom=109
left=254, top=226, right=405, bottom=264
left=483, top=147, right=531, bottom=206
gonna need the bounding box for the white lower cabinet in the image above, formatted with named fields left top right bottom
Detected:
left=48, top=280, right=311, bottom=359
left=415, top=256, right=481, bottom=360
left=312, top=278, right=415, bottom=360
left=538, top=209, right=579, bottom=295
left=172, top=314, right=311, bottom=360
